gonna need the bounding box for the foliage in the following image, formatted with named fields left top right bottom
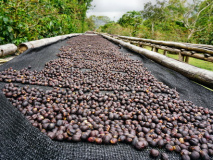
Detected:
left=90, top=15, right=111, bottom=29
left=166, top=0, right=213, bottom=41
left=194, top=0, right=213, bottom=44
left=0, top=0, right=93, bottom=45
left=77, top=0, right=93, bottom=32
left=85, top=16, right=96, bottom=31
left=118, top=11, right=143, bottom=36
left=98, top=0, right=213, bottom=45
left=118, top=11, right=142, bottom=27
left=98, top=22, right=132, bottom=36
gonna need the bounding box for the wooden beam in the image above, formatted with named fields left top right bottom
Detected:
left=18, top=33, right=80, bottom=53
left=0, top=44, right=17, bottom=57
left=182, top=51, right=213, bottom=62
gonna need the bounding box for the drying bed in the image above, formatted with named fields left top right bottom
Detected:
left=0, top=34, right=213, bottom=160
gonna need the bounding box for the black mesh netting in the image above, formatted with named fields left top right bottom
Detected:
left=0, top=34, right=212, bottom=160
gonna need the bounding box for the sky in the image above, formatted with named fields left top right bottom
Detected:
left=87, top=0, right=194, bottom=22
left=87, top=0, right=156, bottom=22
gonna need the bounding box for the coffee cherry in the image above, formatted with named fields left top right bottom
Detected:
left=1, top=35, right=213, bottom=160
left=150, top=149, right=159, bottom=157
left=161, top=153, right=169, bottom=160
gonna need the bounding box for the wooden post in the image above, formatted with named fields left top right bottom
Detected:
left=163, top=50, right=167, bottom=56
left=151, top=47, right=154, bottom=51
left=178, top=51, right=184, bottom=61
left=185, top=56, right=189, bottom=63
left=153, top=46, right=158, bottom=53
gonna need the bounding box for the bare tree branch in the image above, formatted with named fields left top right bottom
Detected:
left=192, top=2, right=213, bottom=27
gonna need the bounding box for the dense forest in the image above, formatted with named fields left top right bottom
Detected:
left=0, top=0, right=212, bottom=45
left=97, top=0, right=213, bottom=45
left=0, top=0, right=92, bottom=45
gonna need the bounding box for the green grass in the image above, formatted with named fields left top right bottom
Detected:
left=143, top=46, right=213, bottom=72
left=193, top=81, right=213, bottom=91
left=0, top=54, right=14, bottom=59
left=187, top=58, right=213, bottom=71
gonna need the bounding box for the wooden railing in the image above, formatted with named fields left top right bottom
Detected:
left=109, top=34, right=213, bottom=63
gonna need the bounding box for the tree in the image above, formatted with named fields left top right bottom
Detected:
left=118, top=11, right=142, bottom=27
left=85, top=15, right=96, bottom=31
left=118, top=11, right=143, bottom=36
left=78, top=0, right=93, bottom=32
left=141, top=0, right=166, bottom=38
left=91, top=15, right=111, bottom=29
left=195, top=0, right=213, bottom=44
left=167, top=0, right=213, bottom=40
left=0, top=0, right=94, bottom=45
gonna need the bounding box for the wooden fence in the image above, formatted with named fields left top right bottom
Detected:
left=109, top=34, right=213, bottom=63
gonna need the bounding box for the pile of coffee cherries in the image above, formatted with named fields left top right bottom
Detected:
left=1, top=35, right=213, bottom=160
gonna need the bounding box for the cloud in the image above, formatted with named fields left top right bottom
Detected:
left=87, top=0, right=195, bottom=21
left=89, top=0, right=144, bottom=12
left=87, top=0, right=150, bottom=21
left=87, top=11, right=127, bottom=21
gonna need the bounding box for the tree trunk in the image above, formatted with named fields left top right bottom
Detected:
left=187, top=29, right=195, bottom=40
left=151, top=22, right=154, bottom=38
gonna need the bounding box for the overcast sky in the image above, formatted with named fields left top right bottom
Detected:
left=87, top=0, right=194, bottom=22
left=87, top=0, right=157, bottom=21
